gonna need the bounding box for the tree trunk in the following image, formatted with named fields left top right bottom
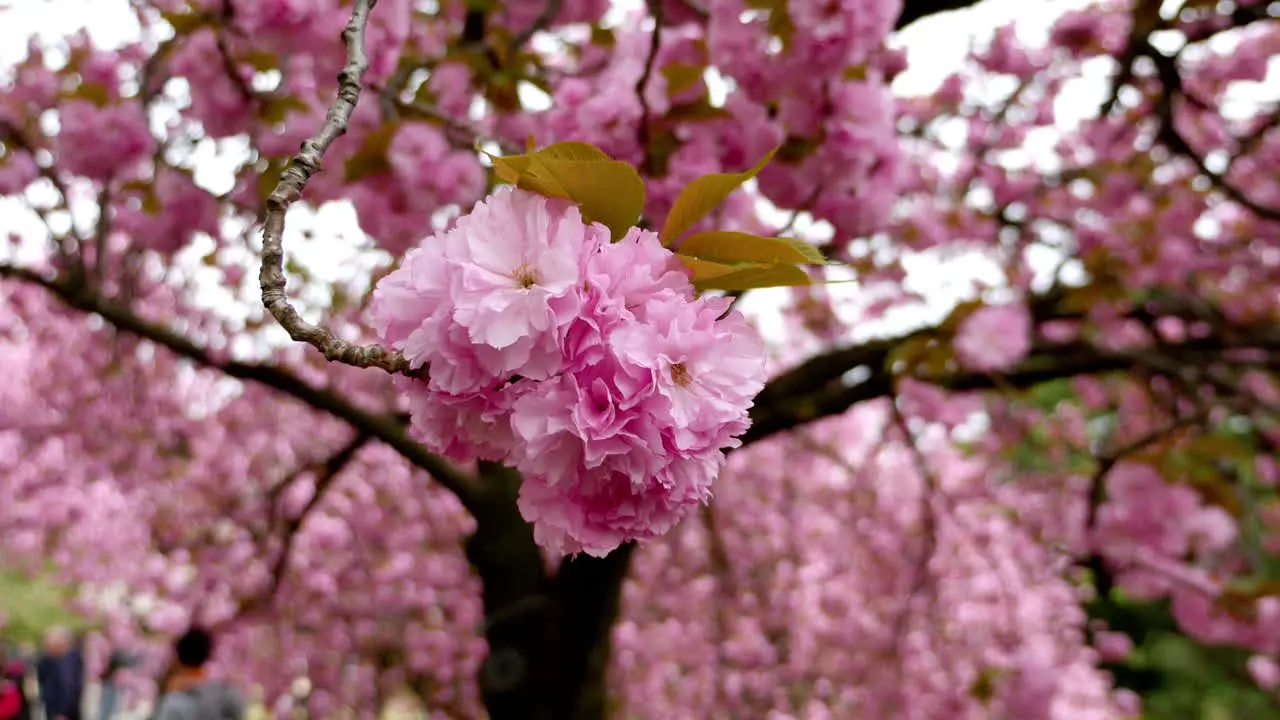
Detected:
left=465, top=463, right=636, bottom=720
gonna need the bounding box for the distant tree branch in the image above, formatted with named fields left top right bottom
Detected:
left=249, top=430, right=372, bottom=616
left=743, top=294, right=1280, bottom=447
left=258, top=0, right=417, bottom=375
left=894, top=0, right=984, bottom=30
left=0, top=263, right=482, bottom=514
left=1146, top=45, right=1280, bottom=222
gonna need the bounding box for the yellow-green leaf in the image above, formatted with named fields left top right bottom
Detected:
left=257, top=158, right=287, bottom=205
left=160, top=10, right=211, bottom=35
left=343, top=122, right=400, bottom=182
left=660, top=63, right=705, bottom=97
left=590, top=26, right=616, bottom=48
left=665, top=100, right=732, bottom=123
left=661, top=147, right=778, bottom=244
left=486, top=143, right=644, bottom=239
left=691, top=263, right=813, bottom=291
left=244, top=50, right=280, bottom=72
left=535, top=141, right=612, bottom=162
left=61, top=83, right=111, bottom=107
left=488, top=152, right=533, bottom=185
left=677, top=230, right=825, bottom=265
left=678, top=256, right=739, bottom=282
left=258, top=95, right=311, bottom=126
left=519, top=156, right=644, bottom=240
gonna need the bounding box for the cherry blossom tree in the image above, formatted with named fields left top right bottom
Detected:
left=1, top=0, right=1278, bottom=718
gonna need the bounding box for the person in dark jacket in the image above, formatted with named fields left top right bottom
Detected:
left=35, top=627, right=84, bottom=720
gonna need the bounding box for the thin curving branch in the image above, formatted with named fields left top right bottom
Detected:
left=258, top=0, right=416, bottom=375
left=1, top=262, right=482, bottom=514
left=635, top=0, right=663, bottom=174
left=1145, top=41, right=1280, bottom=222
left=256, top=430, right=373, bottom=614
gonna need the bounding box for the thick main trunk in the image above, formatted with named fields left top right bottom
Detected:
left=466, top=463, right=636, bottom=720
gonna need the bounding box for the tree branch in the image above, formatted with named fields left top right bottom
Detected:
left=636, top=0, right=664, bottom=174
left=894, top=0, right=983, bottom=30
left=252, top=430, right=372, bottom=614
left=1147, top=43, right=1280, bottom=221
left=742, top=296, right=1280, bottom=447
left=0, top=263, right=482, bottom=514
left=258, top=0, right=417, bottom=375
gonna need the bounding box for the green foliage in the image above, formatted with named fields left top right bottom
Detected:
left=1089, top=594, right=1280, bottom=719
left=660, top=64, right=705, bottom=97
left=0, top=568, right=90, bottom=644
left=158, top=9, right=214, bottom=36
left=488, top=142, right=646, bottom=240
left=661, top=147, right=777, bottom=245
left=343, top=122, right=401, bottom=183
left=687, top=261, right=813, bottom=292
left=484, top=142, right=827, bottom=290
left=676, top=230, right=825, bottom=265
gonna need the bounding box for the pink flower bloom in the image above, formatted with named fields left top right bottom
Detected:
left=56, top=100, right=154, bottom=181
left=1249, top=655, right=1280, bottom=690
left=372, top=188, right=606, bottom=393
left=371, top=196, right=767, bottom=556
left=954, top=302, right=1033, bottom=372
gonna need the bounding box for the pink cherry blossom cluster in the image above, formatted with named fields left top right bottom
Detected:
left=371, top=187, right=767, bottom=556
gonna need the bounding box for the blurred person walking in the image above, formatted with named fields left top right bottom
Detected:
left=96, top=649, right=138, bottom=720
left=36, top=627, right=85, bottom=720
left=154, top=628, right=243, bottom=720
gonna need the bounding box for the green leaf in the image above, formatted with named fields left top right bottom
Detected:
left=258, top=95, right=311, bottom=126
left=257, top=158, right=287, bottom=205
left=678, top=257, right=739, bottom=283
left=660, top=63, right=705, bottom=97
left=61, top=82, right=111, bottom=107
left=520, top=157, right=644, bottom=239
left=160, top=10, right=211, bottom=35
left=777, top=135, right=821, bottom=163
left=590, top=26, right=616, bottom=48
left=661, top=147, right=778, bottom=244
left=689, top=262, right=813, bottom=291
left=244, top=50, right=280, bottom=72
left=677, top=230, right=825, bottom=265
left=343, top=122, right=400, bottom=182
left=665, top=99, right=732, bottom=123
left=487, top=142, right=644, bottom=240
left=534, top=141, right=613, bottom=162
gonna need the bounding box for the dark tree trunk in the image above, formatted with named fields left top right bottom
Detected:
left=465, top=462, right=636, bottom=720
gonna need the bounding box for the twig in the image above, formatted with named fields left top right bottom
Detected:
left=215, top=0, right=256, bottom=104
left=258, top=0, right=417, bottom=375
left=635, top=0, right=663, bottom=170
left=255, top=431, right=372, bottom=613
left=92, top=186, right=112, bottom=287
left=1146, top=44, right=1280, bottom=222
left=887, top=395, right=940, bottom=712
left=0, top=121, right=80, bottom=262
